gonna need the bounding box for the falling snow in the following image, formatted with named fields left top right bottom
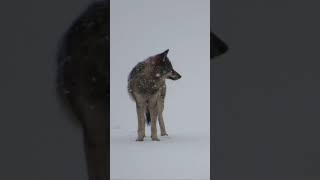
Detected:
left=111, top=0, right=209, bottom=179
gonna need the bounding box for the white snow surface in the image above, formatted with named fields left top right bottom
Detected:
left=111, top=0, right=210, bottom=179
left=111, top=129, right=210, bottom=180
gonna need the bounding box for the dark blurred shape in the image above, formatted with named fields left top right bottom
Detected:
left=56, top=1, right=108, bottom=180
left=211, top=33, right=228, bottom=59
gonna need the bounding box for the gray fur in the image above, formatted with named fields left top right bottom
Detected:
left=56, top=1, right=108, bottom=180
left=128, top=49, right=181, bottom=141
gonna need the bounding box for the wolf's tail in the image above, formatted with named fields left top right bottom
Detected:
left=146, top=109, right=151, bottom=126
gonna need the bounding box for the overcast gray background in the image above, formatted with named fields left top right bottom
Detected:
left=2, top=0, right=320, bottom=179
left=212, top=0, right=320, bottom=179
left=110, top=0, right=210, bottom=179
left=0, top=0, right=96, bottom=179
left=110, top=0, right=210, bottom=132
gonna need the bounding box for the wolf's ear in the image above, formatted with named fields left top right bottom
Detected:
left=160, top=49, right=169, bottom=61
left=163, top=49, right=169, bottom=55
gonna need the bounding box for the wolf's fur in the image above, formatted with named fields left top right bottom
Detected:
left=128, top=50, right=181, bottom=141
left=56, top=1, right=108, bottom=180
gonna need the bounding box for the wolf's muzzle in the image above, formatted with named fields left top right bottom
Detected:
left=168, top=70, right=181, bottom=80
left=211, top=33, right=228, bottom=59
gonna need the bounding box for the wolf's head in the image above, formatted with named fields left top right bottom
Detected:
left=154, top=49, right=181, bottom=80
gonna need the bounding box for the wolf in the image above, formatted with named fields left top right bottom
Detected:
left=56, top=1, right=108, bottom=180
left=211, top=33, right=228, bottom=59
left=128, top=49, right=181, bottom=141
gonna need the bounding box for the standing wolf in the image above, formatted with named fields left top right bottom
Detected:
left=56, top=1, right=108, bottom=180
left=128, top=49, right=181, bottom=141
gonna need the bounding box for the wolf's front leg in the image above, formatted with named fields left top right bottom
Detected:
left=158, top=113, right=168, bottom=136
left=158, top=100, right=168, bottom=136
left=149, top=104, right=160, bottom=141
left=136, top=103, right=146, bottom=141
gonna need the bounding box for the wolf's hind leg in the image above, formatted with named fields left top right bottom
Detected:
left=136, top=102, right=146, bottom=141
left=77, top=100, right=107, bottom=180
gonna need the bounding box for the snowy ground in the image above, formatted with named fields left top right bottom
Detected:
left=111, top=129, right=210, bottom=180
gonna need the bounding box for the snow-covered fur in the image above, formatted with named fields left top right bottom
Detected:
left=128, top=49, right=181, bottom=141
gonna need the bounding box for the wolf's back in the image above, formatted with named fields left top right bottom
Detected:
left=127, top=60, right=147, bottom=100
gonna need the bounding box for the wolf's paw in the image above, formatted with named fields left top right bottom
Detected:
left=151, top=137, right=160, bottom=141
left=161, top=132, right=168, bottom=136
left=136, top=137, right=144, bottom=141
